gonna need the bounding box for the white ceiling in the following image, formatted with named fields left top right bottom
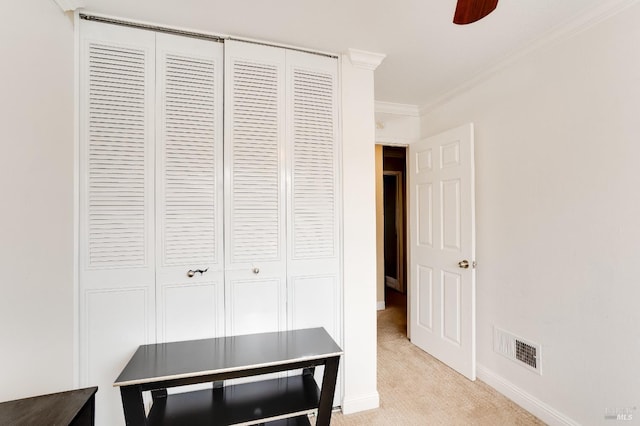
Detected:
left=81, top=0, right=617, bottom=107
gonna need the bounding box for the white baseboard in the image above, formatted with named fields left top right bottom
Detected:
left=341, top=391, right=380, bottom=414
left=477, top=364, right=580, bottom=426
left=376, top=301, right=385, bottom=310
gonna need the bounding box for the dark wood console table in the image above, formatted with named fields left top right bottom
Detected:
left=114, top=327, right=342, bottom=426
left=0, top=387, right=98, bottom=426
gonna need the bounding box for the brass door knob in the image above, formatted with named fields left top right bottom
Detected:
left=458, top=260, right=470, bottom=269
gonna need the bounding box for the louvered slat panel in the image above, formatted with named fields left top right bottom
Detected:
left=230, top=60, right=281, bottom=262
left=291, top=69, right=336, bottom=259
left=87, top=42, right=148, bottom=267
left=161, top=53, right=217, bottom=266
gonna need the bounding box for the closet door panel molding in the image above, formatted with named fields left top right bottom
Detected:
left=84, top=288, right=149, bottom=425
left=160, top=282, right=223, bottom=342
left=227, top=277, right=285, bottom=336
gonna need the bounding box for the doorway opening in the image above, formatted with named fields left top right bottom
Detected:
left=377, top=145, right=408, bottom=336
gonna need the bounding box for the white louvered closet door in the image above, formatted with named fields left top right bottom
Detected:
left=78, top=20, right=156, bottom=426
left=224, top=40, right=287, bottom=336
left=286, top=51, right=340, bottom=341
left=285, top=51, right=342, bottom=402
left=155, top=34, right=224, bottom=343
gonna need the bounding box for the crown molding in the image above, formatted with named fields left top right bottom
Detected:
left=53, top=0, right=84, bottom=12
left=347, top=49, right=386, bottom=71
left=375, top=101, right=420, bottom=117
left=420, top=0, right=640, bottom=115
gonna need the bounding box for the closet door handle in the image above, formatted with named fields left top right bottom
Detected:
left=187, top=268, right=209, bottom=278
left=252, top=267, right=260, bottom=274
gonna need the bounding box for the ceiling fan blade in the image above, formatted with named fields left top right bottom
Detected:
left=453, top=0, right=498, bottom=25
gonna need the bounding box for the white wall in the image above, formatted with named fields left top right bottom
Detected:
left=374, top=111, right=420, bottom=309
left=340, top=53, right=380, bottom=413
left=0, top=0, right=75, bottom=401
left=0, top=2, right=381, bottom=414
left=420, top=4, right=640, bottom=424
left=375, top=113, right=420, bottom=145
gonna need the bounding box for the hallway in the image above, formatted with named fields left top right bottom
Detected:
left=330, top=289, right=544, bottom=425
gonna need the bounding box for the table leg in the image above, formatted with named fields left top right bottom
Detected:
left=151, top=389, right=167, bottom=401
left=70, top=392, right=96, bottom=426
left=316, top=356, right=340, bottom=426
left=120, top=385, right=147, bottom=426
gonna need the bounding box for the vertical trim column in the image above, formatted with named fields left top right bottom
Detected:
left=340, top=48, right=385, bottom=414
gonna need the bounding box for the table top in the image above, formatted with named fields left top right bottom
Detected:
left=0, top=387, right=97, bottom=425
left=114, top=327, right=342, bottom=387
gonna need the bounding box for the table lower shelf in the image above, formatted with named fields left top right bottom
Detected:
left=147, top=374, right=319, bottom=426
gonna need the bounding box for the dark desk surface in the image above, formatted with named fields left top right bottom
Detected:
left=114, top=327, right=343, bottom=387
left=0, top=387, right=98, bottom=426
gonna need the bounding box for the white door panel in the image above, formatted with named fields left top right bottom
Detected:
left=224, top=40, right=286, bottom=272
left=416, top=265, right=434, bottom=331
left=285, top=50, right=340, bottom=341
left=417, top=183, right=434, bottom=246
left=442, top=270, right=462, bottom=344
left=409, top=123, right=476, bottom=380
left=160, top=281, right=224, bottom=342
left=288, top=274, right=339, bottom=397
left=155, top=34, right=225, bottom=343
left=85, top=289, right=149, bottom=425
left=289, top=275, right=338, bottom=337
left=224, top=40, right=287, bottom=336
left=284, top=50, right=342, bottom=404
left=79, top=20, right=156, bottom=426
left=227, top=276, right=285, bottom=336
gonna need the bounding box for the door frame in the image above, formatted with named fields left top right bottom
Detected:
left=382, top=170, right=404, bottom=293
left=374, top=142, right=409, bottom=326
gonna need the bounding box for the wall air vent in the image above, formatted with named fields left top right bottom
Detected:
left=493, top=327, right=541, bottom=374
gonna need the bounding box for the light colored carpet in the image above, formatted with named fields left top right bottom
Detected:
left=326, top=290, right=545, bottom=425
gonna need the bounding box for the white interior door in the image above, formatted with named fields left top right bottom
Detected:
left=155, top=33, right=224, bottom=343
left=408, top=123, right=476, bottom=380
